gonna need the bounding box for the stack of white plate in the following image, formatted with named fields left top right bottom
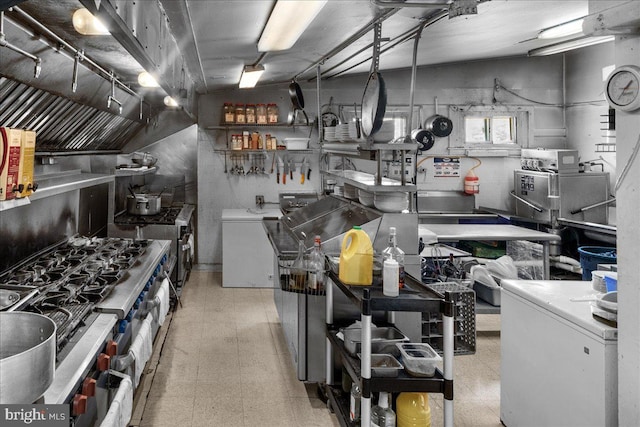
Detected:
left=343, top=183, right=359, bottom=200
left=324, top=127, right=338, bottom=141
left=336, top=123, right=351, bottom=142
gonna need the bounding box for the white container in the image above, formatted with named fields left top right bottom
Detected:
left=284, top=138, right=309, bottom=150
left=383, top=259, right=399, bottom=297
left=396, top=342, right=441, bottom=377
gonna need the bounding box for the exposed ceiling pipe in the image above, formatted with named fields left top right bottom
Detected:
left=294, top=7, right=399, bottom=80
left=407, top=19, right=427, bottom=138
left=322, top=10, right=447, bottom=80
left=8, top=6, right=142, bottom=101
left=0, top=11, right=41, bottom=78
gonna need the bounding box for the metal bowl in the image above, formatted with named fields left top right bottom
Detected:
left=131, top=157, right=157, bottom=167
left=0, top=312, right=56, bottom=403
left=374, top=192, right=409, bottom=212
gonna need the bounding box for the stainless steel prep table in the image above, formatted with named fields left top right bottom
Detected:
left=418, top=223, right=561, bottom=279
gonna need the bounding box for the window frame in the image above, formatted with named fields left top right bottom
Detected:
left=449, top=105, right=533, bottom=154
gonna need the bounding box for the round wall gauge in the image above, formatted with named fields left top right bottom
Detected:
left=605, top=65, right=640, bottom=112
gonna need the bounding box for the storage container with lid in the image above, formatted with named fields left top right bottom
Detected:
left=223, top=102, right=235, bottom=123
left=234, top=104, right=246, bottom=123
left=245, top=104, right=256, bottom=124
left=267, top=103, right=279, bottom=123
left=396, top=343, right=441, bottom=377
left=256, top=104, right=267, bottom=124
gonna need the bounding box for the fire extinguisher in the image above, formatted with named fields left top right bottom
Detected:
left=464, top=160, right=481, bottom=195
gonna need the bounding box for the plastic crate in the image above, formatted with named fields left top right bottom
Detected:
left=277, top=258, right=326, bottom=296
left=421, top=282, right=476, bottom=356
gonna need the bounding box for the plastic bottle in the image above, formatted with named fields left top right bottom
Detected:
left=307, top=235, right=324, bottom=292
left=290, top=240, right=307, bottom=291
left=464, top=169, right=479, bottom=194
left=339, top=226, right=373, bottom=286
left=372, top=392, right=396, bottom=427
left=383, top=258, right=399, bottom=297
left=349, top=383, right=361, bottom=422
left=396, top=392, right=431, bottom=427
left=382, top=227, right=405, bottom=288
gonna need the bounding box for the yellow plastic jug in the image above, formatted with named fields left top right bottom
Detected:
left=396, top=392, right=431, bottom=427
left=339, top=226, right=373, bottom=285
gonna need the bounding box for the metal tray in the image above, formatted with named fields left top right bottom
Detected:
left=358, top=353, right=403, bottom=377
left=342, top=325, right=409, bottom=356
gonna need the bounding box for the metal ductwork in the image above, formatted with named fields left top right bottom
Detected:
left=0, top=76, right=144, bottom=151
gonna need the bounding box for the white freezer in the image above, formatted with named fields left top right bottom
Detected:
left=500, top=280, right=618, bottom=427
left=222, top=208, right=281, bottom=287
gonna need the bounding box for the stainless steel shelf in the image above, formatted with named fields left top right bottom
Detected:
left=114, top=166, right=157, bottom=176
left=205, top=123, right=311, bottom=130
left=0, top=172, right=114, bottom=211
left=322, top=170, right=417, bottom=193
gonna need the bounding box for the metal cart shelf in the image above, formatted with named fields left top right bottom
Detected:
left=325, top=269, right=459, bottom=427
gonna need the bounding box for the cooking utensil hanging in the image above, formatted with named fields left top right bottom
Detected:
left=425, top=114, right=453, bottom=138
left=361, top=23, right=387, bottom=138
left=288, top=80, right=309, bottom=126
left=412, top=128, right=435, bottom=152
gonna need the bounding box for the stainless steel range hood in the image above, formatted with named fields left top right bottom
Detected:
left=0, top=0, right=195, bottom=152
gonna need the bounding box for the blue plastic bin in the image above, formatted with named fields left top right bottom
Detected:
left=578, top=246, right=616, bottom=281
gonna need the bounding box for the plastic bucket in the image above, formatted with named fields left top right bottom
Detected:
left=578, top=246, right=616, bottom=281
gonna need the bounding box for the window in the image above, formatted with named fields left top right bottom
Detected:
left=448, top=105, right=532, bottom=155
left=464, top=115, right=516, bottom=144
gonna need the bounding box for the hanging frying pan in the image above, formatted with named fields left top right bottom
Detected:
left=289, top=81, right=305, bottom=110
left=425, top=114, right=453, bottom=138
left=361, top=72, right=387, bottom=137
left=411, top=128, right=435, bottom=152
left=361, top=23, right=387, bottom=138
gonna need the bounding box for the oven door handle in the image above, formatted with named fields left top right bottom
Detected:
left=510, top=191, right=545, bottom=212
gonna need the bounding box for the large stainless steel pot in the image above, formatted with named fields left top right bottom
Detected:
left=126, top=194, right=161, bottom=215
left=0, top=312, right=56, bottom=404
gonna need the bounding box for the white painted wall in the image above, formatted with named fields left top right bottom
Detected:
left=196, top=55, right=566, bottom=267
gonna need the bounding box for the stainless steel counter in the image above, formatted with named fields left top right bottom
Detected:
left=418, top=223, right=561, bottom=279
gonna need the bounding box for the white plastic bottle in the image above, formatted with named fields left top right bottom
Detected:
left=382, top=227, right=405, bottom=289
left=372, top=392, right=396, bottom=427
left=383, top=258, right=399, bottom=297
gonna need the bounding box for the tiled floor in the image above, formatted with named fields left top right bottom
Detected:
left=134, top=270, right=503, bottom=427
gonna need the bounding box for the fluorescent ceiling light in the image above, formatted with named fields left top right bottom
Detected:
left=164, top=96, right=179, bottom=107
left=239, top=65, right=265, bottom=89
left=538, top=18, right=585, bottom=39
left=258, top=0, right=327, bottom=51
left=138, top=72, right=160, bottom=88
left=528, top=36, right=615, bottom=57
left=72, top=8, right=109, bottom=35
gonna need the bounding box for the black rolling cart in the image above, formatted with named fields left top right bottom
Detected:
left=324, top=269, right=474, bottom=427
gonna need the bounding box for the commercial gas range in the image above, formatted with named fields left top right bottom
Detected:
left=0, top=236, right=170, bottom=425
left=108, top=204, right=194, bottom=294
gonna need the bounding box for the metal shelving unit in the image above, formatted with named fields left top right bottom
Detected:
left=324, top=270, right=457, bottom=427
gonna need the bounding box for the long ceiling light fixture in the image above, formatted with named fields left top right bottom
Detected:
left=239, top=64, right=265, bottom=89
left=258, top=0, right=328, bottom=51
left=537, top=18, right=585, bottom=39
left=528, top=35, right=615, bottom=56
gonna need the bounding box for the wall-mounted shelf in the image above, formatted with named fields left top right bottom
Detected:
left=0, top=172, right=114, bottom=212
left=205, top=123, right=312, bottom=130
left=113, top=166, right=157, bottom=176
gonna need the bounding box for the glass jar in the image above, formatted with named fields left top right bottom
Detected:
left=223, top=102, right=235, bottom=124
left=267, top=103, right=279, bottom=124
left=242, top=131, right=250, bottom=150
left=234, top=104, right=245, bottom=123
left=245, top=104, right=256, bottom=124
left=256, top=104, right=267, bottom=124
